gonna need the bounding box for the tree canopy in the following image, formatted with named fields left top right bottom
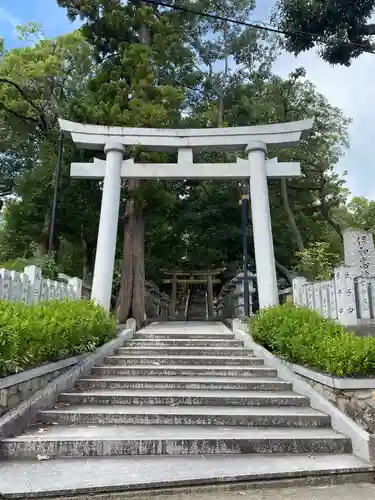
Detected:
left=275, top=0, right=375, bottom=65
left=0, top=1, right=364, bottom=326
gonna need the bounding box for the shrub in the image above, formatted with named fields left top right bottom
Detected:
left=249, top=303, right=375, bottom=377
left=0, top=299, right=117, bottom=377
left=294, top=241, right=339, bottom=281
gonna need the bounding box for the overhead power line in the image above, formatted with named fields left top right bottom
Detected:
left=142, top=0, right=375, bottom=56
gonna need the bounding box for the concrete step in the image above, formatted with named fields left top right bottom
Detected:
left=76, top=376, right=292, bottom=391
left=104, top=355, right=264, bottom=366
left=135, top=332, right=235, bottom=340
left=91, top=364, right=278, bottom=377
left=127, top=339, right=244, bottom=347
left=40, top=404, right=331, bottom=428
left=117, top=347, right=254, bottom=357
left=1, top=453, right=372, bottom=498
left=59, top=389, right=310, bottom=407
left=0, top=425, right=352, bottom=459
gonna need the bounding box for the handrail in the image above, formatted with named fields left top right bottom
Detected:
left=184, top=290, right=191, bottom=321
left=205, top=291, right=209, bottom=319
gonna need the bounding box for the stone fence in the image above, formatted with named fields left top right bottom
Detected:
left=216, top=272, right=256, bottom=318
left=216, top=272, right=292, bottom=318
left=293, top=268, right=375, bottom=326
left=293, top=228, right=375, bottom=326
left=0, top=266, right=82, bottom=304
left=60, top=272, right=170, bottom=320
left=144, top=281, right=170, bottom=319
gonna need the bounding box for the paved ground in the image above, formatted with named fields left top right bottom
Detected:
left=131, top=483, right=375, bottom=500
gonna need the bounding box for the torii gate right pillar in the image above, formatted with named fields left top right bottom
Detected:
left=246, top=141, right=278, bottom=308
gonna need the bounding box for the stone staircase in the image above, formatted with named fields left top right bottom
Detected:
left=0, top=322, right=373, bottom=498
left=187, top=290, right=207, bottom=320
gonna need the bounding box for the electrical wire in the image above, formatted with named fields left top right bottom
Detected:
left=142, top=0, right=375, bottom=56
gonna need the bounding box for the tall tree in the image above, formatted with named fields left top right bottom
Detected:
left=0, top=27, right=97, bottom=259
left=59, top=0, right=199, bottom=326
left=274, top=0, right=375, bottom=65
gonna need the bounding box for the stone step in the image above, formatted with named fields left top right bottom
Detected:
left=1, top=453, right=372, bottom=498
left=76, top=376, right=292, bottom=391
left=0, top=425, right=351, bottom=459
left=127, top=339, right=244, bottom=347
left=40, top=404, right=331, bottom=428
left=91, top=365, right=278, bottom=377
left=134, top=332, right=235, bottom=339
left=59, top=389, right=310, bottom=407
left=117, top=347, right=254, bottom=357
left=104, top=355, right=264, bottom=366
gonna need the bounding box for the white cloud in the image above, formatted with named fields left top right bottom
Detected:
left=273, top=49, right=375, bottom=200
left=0, top=7, right=19, bottom=29
left=252, top=0, right=375, bottom=200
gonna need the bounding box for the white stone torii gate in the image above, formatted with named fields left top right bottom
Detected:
left=59, top=118, right=313, bottom=312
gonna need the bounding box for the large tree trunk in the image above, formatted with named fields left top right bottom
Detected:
left=280, top=178, right=305, bottom=252
left=275, top=259, right=294, bottom=285
left=117, top=180, right=146, bottom=328
left=82, top=238, right=95, bottom=284
left=36, top=214, right=51, bottom=257
left=117, top=13, right=149, bottom=327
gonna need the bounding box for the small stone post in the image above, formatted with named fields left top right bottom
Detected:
left=334, top=266, right=358, bottom=326
left=68, top=277, right=83, bottom=300
left=24, top=265, right=42, bottom=304
left=207, top=275, right=214, bottom=317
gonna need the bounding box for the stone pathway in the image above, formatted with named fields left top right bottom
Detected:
left=132, top=483, right=375, bottom=500
left=0, top=322, right=373, bottom=498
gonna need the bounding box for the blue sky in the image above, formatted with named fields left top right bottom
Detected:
left=1, top=0, right=373, bottom=201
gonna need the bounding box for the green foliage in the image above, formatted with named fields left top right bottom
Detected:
left=275, top=0, right=375, bottom=65
left=294, top=241, right=340, bottom=281
left=0, top=299, right=117, bottom=377
left=0, top=254, right=59, bottom=279
left=250, top=303, right=375, bottom=377
left=0, top=8, right=354, bottom=299
left=335, top=197, right=375, bottom=238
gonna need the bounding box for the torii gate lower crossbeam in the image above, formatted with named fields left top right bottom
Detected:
left=60, top=119, right=313, bottom=313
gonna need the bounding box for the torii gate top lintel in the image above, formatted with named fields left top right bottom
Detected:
left=59, top=118, right=314, bottom=152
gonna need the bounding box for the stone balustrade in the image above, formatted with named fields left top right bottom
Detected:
left=216, top=272, right=292, bottom=319
left=216, top=272, right=256, bottom=319
left=293, top=228, right=375, bottom=327
left=145, top=281, right=170, bottom=319
left=0, top=266, right=82, bottom=304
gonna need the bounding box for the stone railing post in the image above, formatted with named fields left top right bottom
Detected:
left=24, top=266, right=42, bottom=304
left=292, top=277, right=307, bottom=306
left=68, top=277, right=83, bottom=300
left=334, top=266, right=358, bottom=326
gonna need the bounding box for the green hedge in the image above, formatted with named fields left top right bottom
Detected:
left=0, top=299, right=117, bottom=377
left=249, top=303, right=375, bottom=377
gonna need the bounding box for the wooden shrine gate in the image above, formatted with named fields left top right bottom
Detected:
left=163, top=269, right=224, bottom=320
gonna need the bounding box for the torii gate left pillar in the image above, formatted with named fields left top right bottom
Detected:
left=91, top=142, right=124, bottom=311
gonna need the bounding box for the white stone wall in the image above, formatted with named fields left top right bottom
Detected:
left=0, top=265, right=82, bottom=305
left=293, top=228, right=375, bottom=326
